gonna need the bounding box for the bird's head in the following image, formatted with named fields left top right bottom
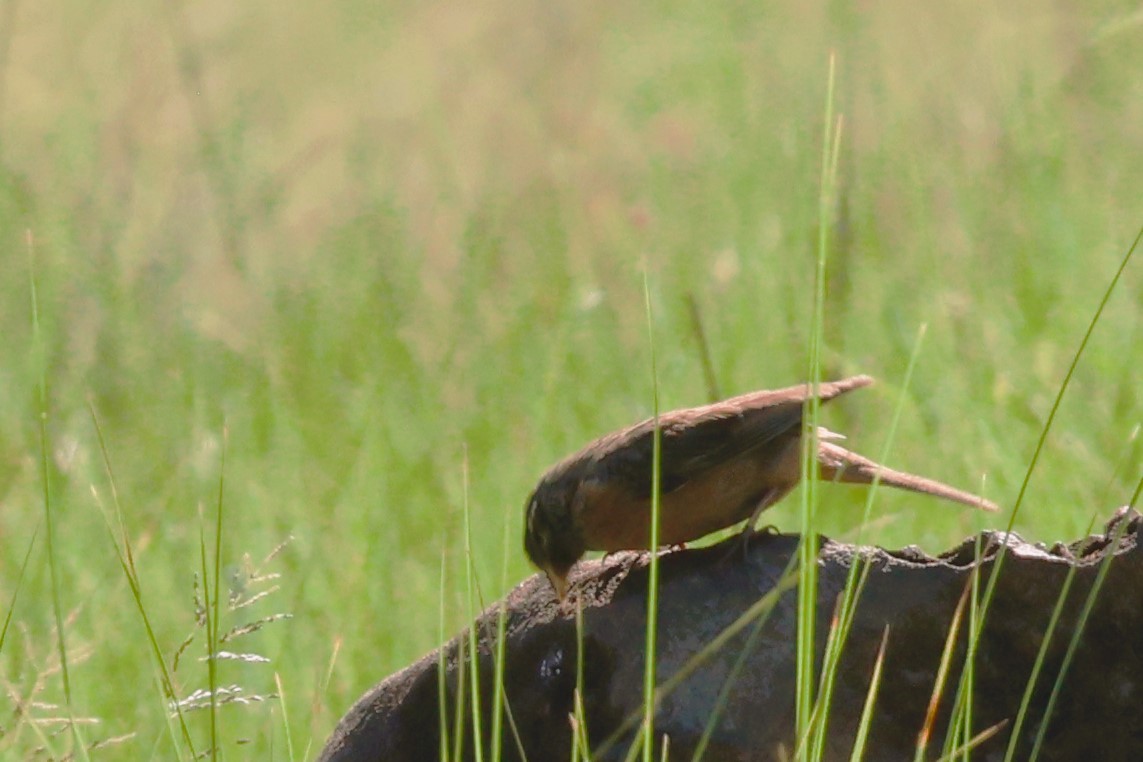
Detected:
left=524, top=479, right=585, bottom=601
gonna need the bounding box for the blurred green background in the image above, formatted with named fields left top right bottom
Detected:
left=1, top=0, right=1140, bottom=757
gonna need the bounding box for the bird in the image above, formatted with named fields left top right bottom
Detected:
left=523, top=375, right=998, bottom=600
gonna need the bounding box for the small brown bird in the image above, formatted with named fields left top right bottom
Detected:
left=524, top=375, right=998, bottom=599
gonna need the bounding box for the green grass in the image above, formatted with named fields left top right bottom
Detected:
left=1, top=1, right=1142, bottom=758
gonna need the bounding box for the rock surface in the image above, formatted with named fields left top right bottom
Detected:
left=320, top=509, right=1143, bottom=761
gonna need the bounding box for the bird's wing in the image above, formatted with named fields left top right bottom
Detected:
left=592, top=376, right=873, bottom=498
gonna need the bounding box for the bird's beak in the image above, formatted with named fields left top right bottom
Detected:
left=545, top=568, right=569, bottom=601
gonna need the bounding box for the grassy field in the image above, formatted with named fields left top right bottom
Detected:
left=1, top=0, right=1141, bottom=758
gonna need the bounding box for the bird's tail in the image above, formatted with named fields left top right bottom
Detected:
left=817, top=441, right=999, bottom=512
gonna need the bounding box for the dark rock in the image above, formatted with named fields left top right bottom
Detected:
left=320, top=508, right=1143, bottom=761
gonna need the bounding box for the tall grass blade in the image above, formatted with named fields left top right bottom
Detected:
left=460, top=446, right=485, bottom=762
left=796, top=50, right=841, bottom=744
left=305, top=636, right=342, bottom=761
left=208, top=425, right=230, bottom=756
left=490, top=514, right=512, bottom=761
left=848, top=626, right=890, bottom=762
left=275, top=672, right=296, bottom=761
left=640, top=269, right=663, bottom=762
left=571, top=599, right=592, bottom=762
left=949, top=534, right=983, bottom=761
left=197, top=515, right=214, bottom=756
left=809, top=324, right=927, bottom=759
left=27, top=230, right=85, bottom=757
left=439, top=551, right=451, bottom=762
left=452, top=629, right=468, bottom=762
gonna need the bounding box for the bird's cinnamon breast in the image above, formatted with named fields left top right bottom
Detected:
left=575, top=440, right=802, bottom=552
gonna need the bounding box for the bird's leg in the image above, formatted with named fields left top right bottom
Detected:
left=718, top=487, right=784, bottom=563
left=746, top=489, right=784, bottom=534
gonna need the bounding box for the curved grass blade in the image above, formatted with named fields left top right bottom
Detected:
left=0, top=525, right=39, bottom=656
left=915, top=583, right=970, bottom=760
left=1027, top=476, right=1142, bottom=761
left=691, top=552, right=801, bottom=762
left=943, top=222, right=1142, bottom=753
left=88, top=403, right=196, bottom=758
left=1001, top=512, right=1098, bottom=761
left=595, top=565, right=801, bottom=760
